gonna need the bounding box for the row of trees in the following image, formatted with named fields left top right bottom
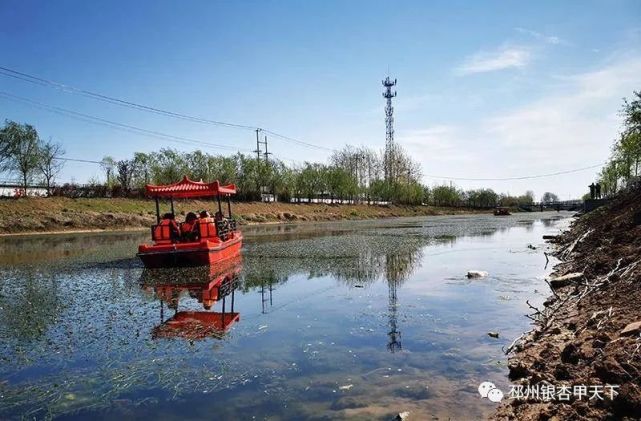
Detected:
left=425, top=184, right=539, bottom=207
left=96, top=144, right=428, bottom=204
left=97, top=148, right=544, bottom=207
left=598, top=91, right=641, bottom=196
left=2, top=119, right=554, bottom=207
left=0, top=121, right=65, bottom=194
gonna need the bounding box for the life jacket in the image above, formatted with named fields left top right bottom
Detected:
left=153, top=219, right=180, bottom=243
left=198, top=217, right=217, bottom=239
left=181, top=221, right=196, bottom=233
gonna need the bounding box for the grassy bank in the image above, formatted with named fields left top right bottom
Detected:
left=0, top=197, right=483, bottom=235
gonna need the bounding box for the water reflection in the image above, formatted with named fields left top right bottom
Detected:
left=242, top=235, right=426, bottom=354
left=0, top=231, right=145, bottom=266
left=0, top=270, right=62, bottom=343
left=385, top=251, right=423, bottom=353
left=140, top=257, right=242, bottom=340
left=0, top=214, right=575, bottom=420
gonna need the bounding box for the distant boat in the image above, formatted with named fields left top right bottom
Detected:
left=494, top=207, right=511, bottom=216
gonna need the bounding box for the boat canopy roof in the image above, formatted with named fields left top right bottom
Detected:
left=145, top=176, right=236, bottom=198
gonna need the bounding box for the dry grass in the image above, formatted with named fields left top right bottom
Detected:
left=0, top=196, right=480, bottom=235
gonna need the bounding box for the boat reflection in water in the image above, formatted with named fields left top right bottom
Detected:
left=139, top=256, right=242, bottom=340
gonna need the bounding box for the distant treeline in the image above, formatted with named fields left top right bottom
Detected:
left=598, top=91, right=641, bottom=197
left=1, top=119, right=546, bottom=207
left=59, top=147, right=540, bottom=208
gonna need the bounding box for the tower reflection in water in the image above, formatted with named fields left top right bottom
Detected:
left=138, top=235, right=427, bottom=350
left=385, top=250, right=423, bottom=353
left=242, top=236, right=427, bottom=353
left=139, top=256, right=243, bottom=340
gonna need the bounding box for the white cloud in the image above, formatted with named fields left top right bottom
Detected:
left=455, top=45, right=531, bottom=75
left=514, top=27, right=567, bottom=45
left=397, top=125, right=476, bottom=164
left=403, top=55, right=641, bottom=197
left=486, top=56, right=641, bottom=156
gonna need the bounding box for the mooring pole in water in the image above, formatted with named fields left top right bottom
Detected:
left=155, top=197, right=160, bottom=224
left=227, top=195, right=232, bottom=218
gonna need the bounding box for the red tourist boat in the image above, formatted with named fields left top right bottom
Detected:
left=137, top=176, right=243, bottom=268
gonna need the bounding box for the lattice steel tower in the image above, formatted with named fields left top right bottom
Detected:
left=382, top=76, right=397, bottom=182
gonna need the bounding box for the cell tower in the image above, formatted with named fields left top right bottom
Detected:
left=382, top=76, right=397, bottom=182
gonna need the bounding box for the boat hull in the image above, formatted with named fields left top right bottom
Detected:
left=137, top=234, right=243, bottom=268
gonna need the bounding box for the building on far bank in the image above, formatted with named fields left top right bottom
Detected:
left=0, top=184, right=47, bottom=197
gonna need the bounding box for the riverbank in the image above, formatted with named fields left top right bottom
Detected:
left=0, top=197, right=485, bottom=235
left=495, top=183, right=641, bottom=420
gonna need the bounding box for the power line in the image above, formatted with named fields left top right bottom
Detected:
left=0, top=67, right=605, bottom=181
left=0, top=66, right=256, bottom=130
left=422, top=163, right=605, bottom=181
left=0, top=91, right=253, bottom=153
left=53, top=155, right=603, bottom=182
left=261, top=129, right=335, bottom=152
left=0, top=65, right=336, bottom=152
left=56, top=157, right=103, bottom=164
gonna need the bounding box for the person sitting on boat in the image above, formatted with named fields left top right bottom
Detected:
left=181, top=212, right=199, bottom=242
left=194, top=210, right=217, bottom=240
left=194, top=210, right=210, bottom=229
left=155, top=213, right=181, bottom=243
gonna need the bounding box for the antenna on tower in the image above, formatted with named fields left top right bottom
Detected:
left=382, top=76, right=397, bottom=182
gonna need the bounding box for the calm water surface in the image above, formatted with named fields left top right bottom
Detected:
left=0, top=213, right=572, bottom=420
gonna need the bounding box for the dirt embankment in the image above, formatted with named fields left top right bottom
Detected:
left=0, top=197, right=481, bottom=235
left=495, top=184, right=641, bottom=420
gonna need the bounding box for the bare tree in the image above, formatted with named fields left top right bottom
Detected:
left=37, top=139, right=65, bottom=194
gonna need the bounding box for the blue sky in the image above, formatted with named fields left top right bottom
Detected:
left=1, top=0, right=640, bottom=199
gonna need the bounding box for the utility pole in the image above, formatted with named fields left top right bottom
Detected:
left=382, top=76, right=397, bottom=183
left=263, top=135, right=271, bottom=164
left=254, top=132, right=271, bottom=201
left=254, top=130, right=270, bottom=164
left=254, top=128, right=262, bottom=163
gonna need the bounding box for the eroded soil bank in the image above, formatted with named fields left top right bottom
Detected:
left=0, top=197, right=481, bottom=235
left=495, top=183, right=641, bottom=420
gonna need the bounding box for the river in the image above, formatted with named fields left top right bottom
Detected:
left=0, top=213, right=572, bottom=420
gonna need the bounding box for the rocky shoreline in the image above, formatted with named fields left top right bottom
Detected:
left=494, top=183, right=641, bottom=420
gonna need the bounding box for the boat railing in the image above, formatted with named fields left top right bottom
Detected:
left=215, top=218, right=238, bottom=241
left=149, top=218, right=239, bottom=244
